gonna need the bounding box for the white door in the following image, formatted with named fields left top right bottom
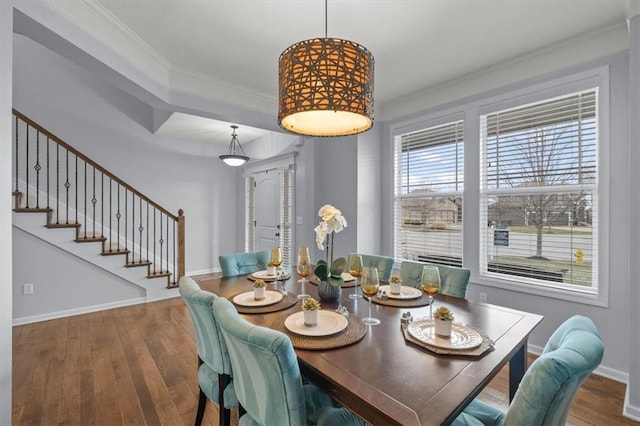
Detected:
left=253, top=170, right=281, bottom=252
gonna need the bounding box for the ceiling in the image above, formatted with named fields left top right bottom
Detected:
left=60, top=1, right=630, bottom=145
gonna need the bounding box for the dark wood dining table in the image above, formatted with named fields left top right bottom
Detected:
left=196, top=272, right=543, bottom=426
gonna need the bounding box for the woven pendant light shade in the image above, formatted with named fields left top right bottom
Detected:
left=278, top=37, right=374, bottom=137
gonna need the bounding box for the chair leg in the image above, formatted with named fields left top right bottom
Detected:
left=218, top=373, right=232, bottom=426
left=195, top=387, right=207, bottom=426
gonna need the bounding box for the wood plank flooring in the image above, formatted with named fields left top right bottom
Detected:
left=12, top=296, right=638, bottom=425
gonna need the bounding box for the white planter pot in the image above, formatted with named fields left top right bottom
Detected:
left=254, top=286, right=266, bottom=300
left=390, top=282, right=402, bottom=295
left=303, top=309, right=318, bottom=327
left=268, top=266, right=277, bottom=276
left=434, top=319, right=452, bottom=338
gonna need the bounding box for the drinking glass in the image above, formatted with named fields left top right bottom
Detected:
left=296, top=246, right=311, bottom=300
left=421, top=265, right=441, bottom=319
left=348, top=254, right=363, bottom=300
left=270, top=247, right=284, bottom=292
left=361, top=266, right=380, bottom=325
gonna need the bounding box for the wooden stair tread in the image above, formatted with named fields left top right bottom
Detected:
left=14, top=207, right=52, bottom=213
left=75, top=236, right=107, bottom=243
left=147, top=271, right=171, bottom=278
left=125, top=261, right=152, bottom=268
left=101, top=249, right=130, bottom=256
left=46, top=222, right=81, bottom=229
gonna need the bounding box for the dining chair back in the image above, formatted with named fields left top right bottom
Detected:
left=453, top=315, right=604, bottom=426
left=212, top=297, right=365, bottom=426
left=219, top=250, right=270, bottom=277
left=348, top=253, right=395, bottom=281
left=179, top=276, right=237, bottom=426
left=399, top=260, right=470, bottom=298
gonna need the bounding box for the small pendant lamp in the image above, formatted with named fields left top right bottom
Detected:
left=219, top=125, right=249, bottom=167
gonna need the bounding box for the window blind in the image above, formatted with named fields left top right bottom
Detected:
left=245, top=176, right=255, bottom=252
left=480, top=89, right=598, bottom=290
left=279, top=168, right=294, bottom=267
left=394, top=120, right=464, bottom=265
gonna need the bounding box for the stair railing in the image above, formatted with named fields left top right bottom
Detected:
left=11, top=109, right=185, bottom=288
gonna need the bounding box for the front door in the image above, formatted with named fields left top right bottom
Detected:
left=253, top=170, right=281, bottom=253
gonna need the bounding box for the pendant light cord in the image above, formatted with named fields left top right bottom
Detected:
left=324, top=0, right=328, bottom=38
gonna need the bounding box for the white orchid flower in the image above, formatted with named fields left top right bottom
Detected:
left=314, top=204, right=348, bottom=251
left=314, top=221, right=329, bottom=250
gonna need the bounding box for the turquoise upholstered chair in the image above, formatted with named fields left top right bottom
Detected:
left=179, top=276, right=238, bottom=426
left=348, top=253, right=395, bottom=281
left=399, top=260, right=471, bottom=298
left=219, top=250, right=270, bottom=277
left=212, top=297, right=366, bottom=426
left=453, top=315, right=604, bottom=426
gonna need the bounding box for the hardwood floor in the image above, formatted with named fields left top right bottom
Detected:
left=12, top=296, right=638, bottom=426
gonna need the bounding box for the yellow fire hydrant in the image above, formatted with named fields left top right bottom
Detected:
left=575, top=248, right=584, bottom=265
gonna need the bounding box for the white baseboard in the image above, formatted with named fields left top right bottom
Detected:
left=624, top=390, right=640, bottom=421
left=187, top=267, right=220, bottom=276
left=12, top=297, right=145, bottom=326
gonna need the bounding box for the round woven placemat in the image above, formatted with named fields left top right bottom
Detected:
left=308, top=276, right=356, bottom=288
left=271, top=314, right=367, bottom=350
left=232, top=292, right=298, bottom=314
left=371, top=294, right=432, bottom=308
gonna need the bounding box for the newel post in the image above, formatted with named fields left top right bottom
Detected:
left=178, top=209, right=185, bottom=279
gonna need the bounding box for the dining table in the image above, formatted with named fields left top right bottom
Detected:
left=196, top=271, right=543, bottom=426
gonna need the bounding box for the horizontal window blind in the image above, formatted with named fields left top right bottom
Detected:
left=280, top=168, right=293, bottom=267
left=394, top=121, right=464, bottom=265
left=480, top=89, right=598, bottom=291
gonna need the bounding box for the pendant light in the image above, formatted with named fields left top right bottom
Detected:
left=278, top=0, right=374, bottom=137
left=219, top=125, right=249, bottom=167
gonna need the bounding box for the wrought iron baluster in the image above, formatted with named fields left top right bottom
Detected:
left=166, top=215, right=169, bottom=275
left=101, top=172, right=104, bottom=240
left=173, top=218, right=177, bottom=280
left=146, top=203, right=149, bottom=267
left=14, top=116, right=18, bottom=195
left=73, top=155, right=80, bottom=225
left=124, top=188, right=128, bottom=255
left=34, top=130, right=41, bottom=208
left=25, top=125, right=29, bottom=208
left=83, top=161, right=87, bottom=238
left=56, top=144, right=59, bottom=224
left=109, top=178, right=113, bottom=253
left=159, top=210, right=164, bottom=274
left=91, top=167, right=97, bottom=238
left=46, top=136, right=50, bottom=209
left=64, top=151, right=70, bottom=223
left=131, top=192, right=135, bottom=263
left=116, top=184, right=121, bottom=250
left=153, top=207, right=157, bottom=274
left=138, top=197, right=144, bottom=264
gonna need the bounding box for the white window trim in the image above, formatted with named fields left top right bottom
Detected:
left=389, top=66, right=610, bottom=307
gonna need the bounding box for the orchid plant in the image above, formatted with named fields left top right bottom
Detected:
left=314, top=204, right=348, bottom=287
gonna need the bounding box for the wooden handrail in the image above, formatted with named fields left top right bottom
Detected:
left=12, top=108, right=177, bottom=220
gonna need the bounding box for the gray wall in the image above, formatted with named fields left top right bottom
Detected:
left=12, top=228, right=145, bottom=320
left=0, top=3, right=14, bottom=424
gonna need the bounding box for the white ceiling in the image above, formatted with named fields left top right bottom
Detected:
left=61, top=1, right=630, bottom=145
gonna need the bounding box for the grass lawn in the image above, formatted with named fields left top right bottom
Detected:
left=492, top=255, right=592, bottom=287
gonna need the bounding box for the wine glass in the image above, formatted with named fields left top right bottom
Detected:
left=361, top=266, right=380, bottom=325
left=270, top=247, right=284, bottom=292
left=348, top=255, right=363, bottom=300
left=296, top=246, right=311, bottom=300
left=421, top=265, right=441, bottom=319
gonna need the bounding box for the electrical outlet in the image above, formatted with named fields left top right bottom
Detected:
left=479, top=292, right=487, bottom=303
left=23, top=283, right=33, bottom=295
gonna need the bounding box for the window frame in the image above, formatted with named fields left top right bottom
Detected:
left=389, top=66, right=609, bottom=307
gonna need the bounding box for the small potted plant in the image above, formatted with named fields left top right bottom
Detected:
left=302, top=297, right=321, bottom=327
left=389, top=274, right=403, bottom=295
left=433, top=306, right=454, bottom=338
left=253, top=279, right=267, bottom=300
left=267, top=262, right=276, bottom=277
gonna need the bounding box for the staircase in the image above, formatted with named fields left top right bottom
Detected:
left=11, top=109, right=185, bottom=294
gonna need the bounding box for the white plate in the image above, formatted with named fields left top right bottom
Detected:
left=232, top=290, right=283, bottom=307
left=407, top=320, right=483, bottom=350
left=379, top=285, right=422, bottom=300
left=284, top=310, right=349, bottom=337
left=251, top=270, right=289, bottom=281
left=342, top=272, right=356, bottom=282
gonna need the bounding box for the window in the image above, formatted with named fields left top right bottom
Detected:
left=479, top=89, right=598, bottom=292
left=394, top=120, right=464, bottom=266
